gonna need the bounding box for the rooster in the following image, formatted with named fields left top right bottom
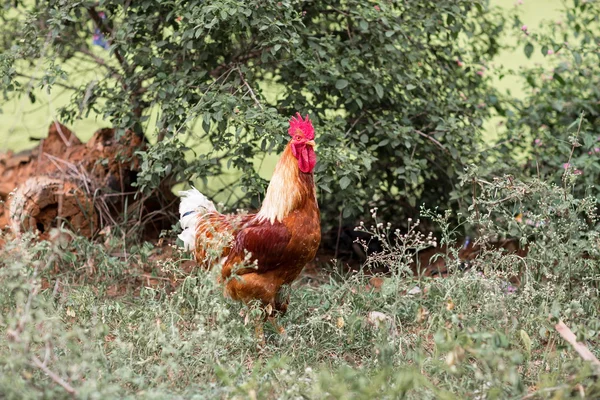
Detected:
left=178, top=113, right=321, bottom=319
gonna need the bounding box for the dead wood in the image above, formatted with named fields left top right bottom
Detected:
left=0, top=121, right=176, bottom=241
left=8, top=176, right=97, bottom=239
left=555, top=320, right=600, bottom=375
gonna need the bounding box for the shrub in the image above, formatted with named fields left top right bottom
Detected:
left=494, top=0, right=600, bottom=204
left=0, top=0, right=505, bottom=242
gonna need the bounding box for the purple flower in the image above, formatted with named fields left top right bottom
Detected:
left=92, top=10, right=109, bottom=49
left=505, top=284, right=517, bottom=294
left=93, top=32, right=109, bottom=49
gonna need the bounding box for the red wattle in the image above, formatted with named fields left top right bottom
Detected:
left=297, top=146, right=316, bottom=173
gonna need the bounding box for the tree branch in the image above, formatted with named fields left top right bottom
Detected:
left=209, top=48, right=267, bottom=78
left=414, top=129, right=447, bottom=153
left=237, top=68, right=263, bottom=110
left=31, top=356, right=77, bottom=396
left=87, top=7, right=147, bottom=123
left=87, top=7, right=129, bottom=74
left=77, top=46, right=123, bottom=82
left=555, top=320, right=600, bottom=375
left=14, top=73, right=79, bottom=92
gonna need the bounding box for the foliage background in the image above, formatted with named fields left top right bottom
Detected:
left=0, top=0, right=560, bottom=244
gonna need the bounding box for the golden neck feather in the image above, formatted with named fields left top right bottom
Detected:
left=256, top=145, right=306, bottom=223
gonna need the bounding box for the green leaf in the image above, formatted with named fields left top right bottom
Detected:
left=375, top=83, right=384, bottom=99
left=342, top=207, right=352, bottom=218
left=553, top=73, right=565, bottom=85
left=524, top=43, right=534, bottom=59
left=319, top=183, right=332, bottom=193
left=519, top=330, right=532, bottom=355
left=339, top=176, right=351, bottom=190
left=406, top=84, right=416, bottom=91
left=335, top=79, right=349, bottom=90
left=551, top=100, right=564, bottom=112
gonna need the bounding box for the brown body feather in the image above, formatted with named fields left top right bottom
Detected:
left=193, top=145, right=321, bottom=312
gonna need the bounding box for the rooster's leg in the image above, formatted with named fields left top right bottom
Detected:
left=267, top=315, right=285, bottom=334
left=262, top=303, right=285, bottom=335
left=274, top=284, right=291, bottom=315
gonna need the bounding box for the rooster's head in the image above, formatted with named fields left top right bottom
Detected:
left=288, top=113, right=316, bottom=173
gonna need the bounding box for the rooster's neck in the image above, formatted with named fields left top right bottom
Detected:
left=256, top=145, right=314, bottom=224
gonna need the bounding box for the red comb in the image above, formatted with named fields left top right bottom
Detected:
left=288, top=112, right=314, bottom=140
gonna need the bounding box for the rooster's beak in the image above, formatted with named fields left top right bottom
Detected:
left=305, top=140, right=316, bottom=147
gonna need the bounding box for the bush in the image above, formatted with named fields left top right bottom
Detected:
left=0, top=0, right=505, bottom=242
left=493, top=0, right=600, bottom=203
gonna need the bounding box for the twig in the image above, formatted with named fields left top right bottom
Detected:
left=555, top=320, right=600, bottom=374
left=520, top=385, right=570, bottom=400
left=562, top=111, right=584, bottom=200
left=479, top=132, right=522, bottom=153
left=357, top=120, right=382, bottom=136
left=237, top=68, right=263, bottom=110
left=87, top=7, right=129, bottom=73
left=77, top=46, right=122, bottom=80
left=172, top=66, right=236, bottom=137
left=345, top=112, right=364, bottom=137
left=209, top=48, right=266, bottom=78
left=51, top=120, right=76, bottom=148
left=78, top=79, right=98, bottom=119
left=31, top=356, right=77, bottom=396
left=471, top=177, right=479, bottom=221
left=414, top=129, right=447, bottom=153
left=14, top=73, right=79, bottom=91
left=334, top=209, right=343, bottom=260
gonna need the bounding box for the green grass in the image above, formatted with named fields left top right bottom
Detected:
left=1, top=173, right=599, bottom=399
left=0, top=241, right=595, bottom=399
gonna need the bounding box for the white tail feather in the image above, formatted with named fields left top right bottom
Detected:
left=178, top=187, right=216, bottom=251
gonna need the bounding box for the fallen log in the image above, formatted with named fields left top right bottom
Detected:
left=8, top=176, right=97, bottom=238
left=0, top=121, right=176, bottom=241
